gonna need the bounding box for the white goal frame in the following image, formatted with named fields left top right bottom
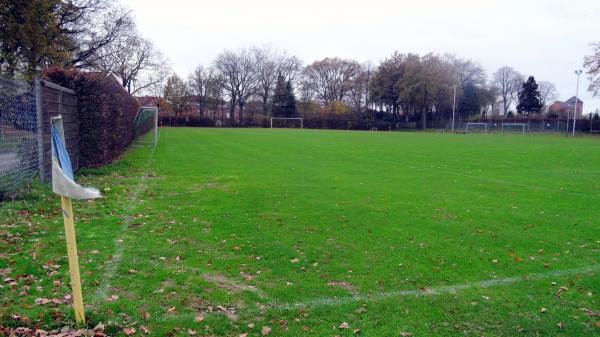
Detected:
left=133, top=106, right=158, bottom=147
left=501, top=123, right=528, bottom=134
left=465, top=123, right=488, bottom=133
left=270, top=117, right=303, bottom=129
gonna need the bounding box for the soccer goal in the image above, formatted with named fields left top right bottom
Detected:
left=133, top=106, right=158, bottom=147
left=270, top=117, right=303, bottom=129
left=465, top=123, right=488, bottom=133
left=501, top=123, right=528, bottom=134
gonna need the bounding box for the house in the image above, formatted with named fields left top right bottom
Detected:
left=548, top=96, right=583, bottom=118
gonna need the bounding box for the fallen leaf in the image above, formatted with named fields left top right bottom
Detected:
left=194, top=312, right=204, bottom=322
left=107, top=295, right=119, bottom=302
left=261, top=326, right=271, bottom=335
left=167, top=306, right=176, bottom=313
left=239, top=334, right=248, bottom=337
left=339, top=322, right=350, bottom=329
left=123, top=327, right=136, bottom=335
left=400, top=332, right=413, bottom=336
left=353, top=328, right=361, bottom=334
left=140, top=325, right=150, bottom=334
left=290, top=258, right=299, bottom=263
left=188, top=329, right=197, bottom=335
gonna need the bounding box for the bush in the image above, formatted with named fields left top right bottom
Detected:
left=42, top=68, right=140, bottom=168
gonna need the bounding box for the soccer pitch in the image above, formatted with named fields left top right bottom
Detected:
left=1, top=128, right=599, bottom=336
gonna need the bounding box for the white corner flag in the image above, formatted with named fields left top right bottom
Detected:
left=51, top=116, right=101, bottom=199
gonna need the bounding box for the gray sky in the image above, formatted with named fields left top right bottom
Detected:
left=122, top=0, right=600, bottom=112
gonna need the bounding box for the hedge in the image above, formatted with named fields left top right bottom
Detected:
left=42, top=68, right=140, bottom=168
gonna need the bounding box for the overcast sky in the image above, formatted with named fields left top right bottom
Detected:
left=122, top=0, right=600, bottom=112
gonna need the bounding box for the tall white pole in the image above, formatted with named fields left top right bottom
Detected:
left=573, top=70, right=582, bottom=136
left=451, top=86, right=456, bottom=133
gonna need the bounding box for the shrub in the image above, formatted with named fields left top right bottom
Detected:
left=42, top=68, right=140, bottom=168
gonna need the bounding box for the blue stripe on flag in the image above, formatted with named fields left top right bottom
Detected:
left=51, top=125, right=74, bottom=180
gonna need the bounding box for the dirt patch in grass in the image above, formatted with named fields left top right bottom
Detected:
left=202, top=273, right=264, bottom=296
left=327, top=280, right=359, bottom=296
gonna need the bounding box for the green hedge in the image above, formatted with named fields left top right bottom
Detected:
left=42, top=68, right=140, bottom=168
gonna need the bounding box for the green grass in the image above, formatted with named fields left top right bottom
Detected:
left=1, top=128, right=599, bottom=336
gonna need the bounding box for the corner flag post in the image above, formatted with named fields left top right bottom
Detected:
left=60, top=195, right=85, bottom=323
left=51, top=116, right=101, bottom=324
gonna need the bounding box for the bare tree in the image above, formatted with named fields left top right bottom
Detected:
left=253, top=47, right=278, bottom=115
left=58, top=0, right=135, bottom=68
left=302, top=57, right=360, bottom=106
left=538, top=81, right=559, bottom=111
left=276, top=52, right=302, bottom=84
left=252, top=47, right=302, bottom=115
left=163, top=74, right=189, bottom=116
left=492, top=66, right=523, bottom=115
left=213, top=48, right=259, bottom=124
left=584, top=41, right=600, bottom=96
left=445, top=54, right=486, bottom=90
left=94, top=29, right=170, bottom=95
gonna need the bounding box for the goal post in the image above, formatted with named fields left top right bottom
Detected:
left=501, top=123, right=528, bottom=134
left=270, top=117, right=303, bottom=129
left=133, top=106, right=158, bottom=147
left=465, top=122, right=488, bottom=133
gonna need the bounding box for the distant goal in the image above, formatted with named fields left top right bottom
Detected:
left=133, top=106, right=158, bottom=147
left=270, top=117, right=303, bottom=129
left=501, top=123, right=528, bottom=133
left=465, top=123, right=488, bottom=133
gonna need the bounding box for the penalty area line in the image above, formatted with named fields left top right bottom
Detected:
left=274, top=264, right=600, bottom=310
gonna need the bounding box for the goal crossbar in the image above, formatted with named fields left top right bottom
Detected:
left=270, top=117, right=303, bottom=129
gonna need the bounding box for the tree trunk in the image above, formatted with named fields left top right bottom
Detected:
left=262, top=95, right=269, bottom=116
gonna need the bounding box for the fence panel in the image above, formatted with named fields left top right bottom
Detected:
left=0, top=78, right=39, bottom=195
left=38, top=80, right=78, bottom=182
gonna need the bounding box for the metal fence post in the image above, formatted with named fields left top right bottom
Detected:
left=35, top=77, right=44, bottom=182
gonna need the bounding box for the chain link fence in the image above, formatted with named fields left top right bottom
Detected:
left=0, top=77, right=39, bottom=197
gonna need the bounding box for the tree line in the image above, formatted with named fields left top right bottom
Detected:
left=162, top=47, right=563, bottom=128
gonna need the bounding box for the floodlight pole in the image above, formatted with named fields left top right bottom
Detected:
left=573, top=70, right=582, bottom=135
left=451, top=85, right=456, bottom=133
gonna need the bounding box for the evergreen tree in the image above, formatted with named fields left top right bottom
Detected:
left=271, top=75, right=297, bottom=117
left=271, top=74, right=286, bottom=117
left=459, top=82, right=481, bottom=117
left=516, top=76, right=543, bottom=115
left=283, top=80, right=297, bottom=117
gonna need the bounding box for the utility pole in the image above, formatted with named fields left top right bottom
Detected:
left=451, top=85, right=457, bottom=133
left=573, top=70, right=582, bottom=135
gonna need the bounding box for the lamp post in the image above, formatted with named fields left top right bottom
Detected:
left=573, top=70, right=582, bottom=135
left=451, top=85, right=457, bottom=132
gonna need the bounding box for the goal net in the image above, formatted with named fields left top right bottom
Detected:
left=133, top=106, right=158, bottom=147
left=270, top=117, right=303, bottom=129
left=501, top=123, right=528, bottom=133
left=465, top=123, right=488, bottom=133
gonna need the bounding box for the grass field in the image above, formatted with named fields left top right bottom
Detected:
left=1, top=128, right=599, bottom=336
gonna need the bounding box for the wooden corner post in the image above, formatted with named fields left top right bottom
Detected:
left=60, top=195, right=86, bottom=323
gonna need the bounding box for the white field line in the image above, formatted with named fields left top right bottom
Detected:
left=91, top=148, right=156, bottom=303
left=156, top=264, right=600, bottom=323
left=274, top=264, right=600, bottom=310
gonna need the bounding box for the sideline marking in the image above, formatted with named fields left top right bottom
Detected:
left=274, top=264, right=600, bottom=310
left=92, top=147, right=156, bottom=303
